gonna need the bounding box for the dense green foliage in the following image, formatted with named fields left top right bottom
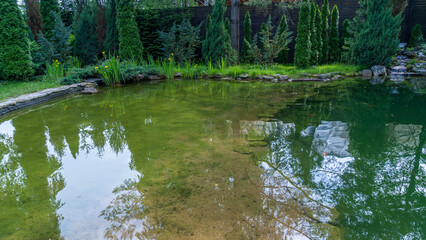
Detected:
left=40, top=0, right=60, bottom=38
left=294, top=0, right=312, bottom=67
left=225, top=18, right=231, bottom=36
left=329, top=5, right=340, bottom=62
left=202, top=0, right=236, bottom=64
left=158, top=19, right=201, bottom=64
left=104, top=0, right=119, bottom=54
left=310, top=4, right=322, bottom=65
left=320, top=0, right=330, bottom=64
left=242, top=11, right=252, bottom=62
left=50, top=12, right=72, bottom=63
left=0, top=0, right=34, bottom=80
left=276, top=13, right=289, bottom=64
left=25, top=0, right=44, bottom=39
left=116, top=0, right=143, bottom=61
left=206, top=14, right=212, bottom=32
left=74, top=6, right=98, bottom=65
left=346, top=0, right=401, bottom=66
left=246, top=16, right=292, bottom=65
left=408, top=24, right=424, bottom=48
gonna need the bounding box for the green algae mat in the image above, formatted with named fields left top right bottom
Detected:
left=0, top=79, right=425, bottom=239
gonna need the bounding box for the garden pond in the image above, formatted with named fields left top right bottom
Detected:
left=0, top=79, right=425, bottom=239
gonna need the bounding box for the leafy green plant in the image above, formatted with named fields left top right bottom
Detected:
left=44, top=60, right=66, bottom=82
left=96, top=54, right=123, bottom=85
left=179, top=61, right=203, bottom=80
left=159, top=57, right=175, bottom=79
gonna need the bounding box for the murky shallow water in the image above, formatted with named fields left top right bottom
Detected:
left=0, top=79, right=425, bottom=239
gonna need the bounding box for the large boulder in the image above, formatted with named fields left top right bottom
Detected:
left=371, top=65, right=387, bottom=76
left=361, top=69, right=373, bottom=78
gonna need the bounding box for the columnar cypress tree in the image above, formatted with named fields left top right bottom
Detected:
left=202, top=0, right=235, bottom=64
left=0, top=0, right=34, bottom=80
left=242, top=11, right=252, bottom=62
left=294, top=0, right=311, bottom=67
left=312, top=4, right=323, bottom=65
left=116, top=0, right=143, bottom=61
left=104, top=0, right=119, bottom=54
left=25, top=0, right=44, bottom=40
left=341, top=19, right=351, bottom=61
left=408, top=24, right=424, bottom=48
left=225, top=17, right=231, bottom=36
left=40, top=0, right=60, bottom=38
left=74, top=6, right=98, bottom=65
left=348, top=0, right=401, bottom=66
left=206, top=14, right=212, bottom=32
left=277, top=13, right=289, bottom=64
left=329, top=5, right=340, bottom=62
left=320, top=0, right=330, bottom=64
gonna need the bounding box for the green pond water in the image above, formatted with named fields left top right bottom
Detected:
left=0, top=79, right=425, bottom=240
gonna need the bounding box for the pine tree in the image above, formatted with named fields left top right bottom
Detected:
left=202, top=0, right=236, bottom=64
left=25, top=0, right=44, bottom=40
left=320, top=0, right=330, bottom=64
left=242, top=11, right=252, bottom=62
left=347, top=0, right=401, bottom=66
left=40, top=0, right=60, bottom=38
left=408, top=24, right=424, bottom=48
left=116, top=0, right=143, bottom=61
left=294, top=0, right=311, bottom=67
left=0, top=0, right=34, bottom=80
left=329, top=5, right=340, bottom=62
left=276, top=13, right=289, bottom=64
left=104, top=0, right=119, bottom=54
left=74, top=6, right=98, bottom=65
left=311, top=4, right=322, bottom=65
left=50, top=12, right=72, bottom=63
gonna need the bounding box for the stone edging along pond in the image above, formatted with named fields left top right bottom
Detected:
left=0, top=83, right=87, bottom=116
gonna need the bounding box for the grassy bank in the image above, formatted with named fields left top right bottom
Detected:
left=0, top=80, right=61, bottom=101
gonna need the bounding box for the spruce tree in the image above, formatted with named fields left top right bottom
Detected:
left=311, top=4, right=322, bottom=65
left=116, top=0, right=143, bottom=61
left=294, top=0, right=311, bottom=67
left=51, top=12, right=72, bottom=63
left=277, top=13, right=289, bottom=64
left=104, top=0, right=119, bottom=54
left=74, top=6, right=98, bottom=65
left=320, top=0, right=330, bottom=64
left=347, top=0, right=401, bottom=66
left=0, top=0, right=34, bottom=80
left=202, top=0, right=235, bottom=64
left=242, top=11, right=252, bottom=62
left=329, top=5, right=340, bottom=62
left=40, top=0, right=60, bottom=38
left=408, top=24, right=424, bottom=48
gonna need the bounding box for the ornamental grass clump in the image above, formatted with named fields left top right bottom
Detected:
left=160, top=55, right=175, bottom=79
left=96, top=53, right=123, bottom=85
left=44, top=60, right=65, bottom=82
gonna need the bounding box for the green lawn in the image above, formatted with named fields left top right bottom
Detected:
left=0, top=80, right=61, bottom=101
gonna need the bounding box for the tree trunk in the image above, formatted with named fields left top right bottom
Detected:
left=230, top=0, right=240, bottom=53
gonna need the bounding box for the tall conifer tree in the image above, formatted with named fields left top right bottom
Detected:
left=329, top=5, right=340, bottom=62
left=311, top=4, right=322, bottom=65
left=277, top=13, right=289, bottom=64
left=25, top=0, right=44, bottom=40
left=116, top=0, right=143, bottom=61
left=0, top=0, right=34, bottom=80
left=104, top=0, right=119, bottom=54
left=320, top=0, right=330, bottom=63
left=242, top=11, right=252, bottom=62
left=40, top=0, right=60, bottom=38
left=294, top=0, right=311, bottom=67
left=74, top=6, right=98, bottom=65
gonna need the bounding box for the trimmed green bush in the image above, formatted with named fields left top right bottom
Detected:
left=242, top=11, right=252, bottom=62
left=347, top=0, right=401, bottom=66
left=40, top=0, right=60, bottom=38
left=329, top=5, right=340, bottom=62
left=408, top=24, right=424, bottom=48
left=116, top=0, right=143, bottom=62
left=104, top=0, right=119, bottom=54
left=74, top=6, right=98, bottom=65
left=294, top=0, right=312, bottom=67
left=0, top=0, right=34, bottom=80
left=320, top=0, right=330, bottom=64
left=277, top=13, right=290, bottom=64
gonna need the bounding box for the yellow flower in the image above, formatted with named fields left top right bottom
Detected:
left=168, top=58, right=171, bottom=61
left=102, top=51, right=105, bottom=54
left=105, top=66, right=108, bottom=68
left=95, top=67, right=99, bottom=69
left=171, top=53, right=174, bottom=56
